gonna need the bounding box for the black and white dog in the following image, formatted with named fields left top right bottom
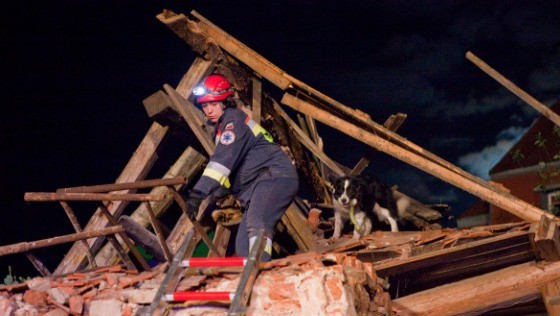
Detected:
left=332, top=175, right=409, bottom=239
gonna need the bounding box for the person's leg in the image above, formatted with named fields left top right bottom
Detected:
left=235, top=176, right=298, bottom=261
left=235, top=211, right=249, bottom=257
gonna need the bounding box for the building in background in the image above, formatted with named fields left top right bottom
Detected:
left=489, top=102, right=560, bottom=224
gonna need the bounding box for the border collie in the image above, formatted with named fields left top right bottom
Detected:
left=332, top=175, right=409, bottom=239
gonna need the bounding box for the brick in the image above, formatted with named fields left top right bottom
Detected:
left=27, top=277, right=51, bottom=291
left=268, top=282, right=295, bottom=301
left=47, top=288, right=69, bottom=305
left=44, top=308, right=69, bottom=316
left=23, top=290, right=48, bottom=306
left=122, top=288, right=156, bottom=304
left=69, top=295, right=84, bottom=315
left=88, top=298, right=123, bottom=316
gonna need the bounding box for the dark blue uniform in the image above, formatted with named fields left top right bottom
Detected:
left=193, top=107, right=299, bottom=260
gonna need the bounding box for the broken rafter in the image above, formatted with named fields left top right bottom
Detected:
left=55, top=122, right=169, bottom=275
left=0, top=226, right=125, bottom=256
left=392, top=260, right=560, bottom=315
left=56, top=177, right=187, bottom=193
left=24, top=192, right=166, bottom=202
left=466, top=51, right=560, bottom=127
left=281, top=92, right=557, bottom=223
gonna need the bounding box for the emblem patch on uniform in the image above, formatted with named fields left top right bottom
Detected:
left=225, top=122, right=234, bottom=130
left=220, top=131, right=235, bottom=145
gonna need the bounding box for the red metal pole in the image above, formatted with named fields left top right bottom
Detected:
left=180, top=257, right=246, bottom=267
left=165, top=291, right=234, bottom=302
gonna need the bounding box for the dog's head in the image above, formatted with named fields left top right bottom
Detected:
left=332, top=176, right=361, bottom=209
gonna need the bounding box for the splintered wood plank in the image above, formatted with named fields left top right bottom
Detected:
left=316, top=237, right=364, bottom=254
left=543, top=278, right=560, bottom=315
left=393, top=261, right=560, bottom=316
left=54, top=122, right=169, bottom=275
left=375, top=231, right=534, bottom=276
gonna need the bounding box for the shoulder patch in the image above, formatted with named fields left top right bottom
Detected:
left=220, top=131, right=236, bottom=145
left=225, top=122, right=234, bottom=130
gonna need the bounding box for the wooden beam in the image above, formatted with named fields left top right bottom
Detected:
left=59, top=202, right=96, bottom=268
left=280, top=203, right=316, bottom=252
left=543, top=278, right=560, bottom=315
left=466, top=51, right=560, bottom=127
left=93, top=147, right=207, bottom=267
left=25, top=252, right=51, bottom=277
left=0, top=226, right=125, bottom=256
left=190, top=11, right=292, bottom=90
left=252, top=76, right=262, bottom=124
left=375, top=231, right=533, bottom=276
left=392, top=261, right=560, bottom=316
left=281, top=93, right=557, bottom=223
left=54, top=122, right=168, bottom=275
left=24, top=192, right=166, bottom=202
left=56, top=177, right=186, bottom=193
left=164, top=83, right=215, bottom=155
left=175, top=57, right=215, bottom=99
left=169, top=188, right=224, bottom=257
left=350, top=113, right=407, bottom=176
left=144, top=202, right=173, bottom=263
left=530, top=215, right=560, bottom=261
left=97, top=204, right=151, bottom=271
left=156, top=11, right=224, bottom=62
left=143, top=90, right=176, bottom=122
left=271, top=100, right=345, bottom=176
left=117, top=215, right=167, bottom=262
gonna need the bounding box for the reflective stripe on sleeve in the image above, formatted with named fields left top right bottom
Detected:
left=245, top=118, right=273, bottom=142
left=202, top=161, right=231, bottom=188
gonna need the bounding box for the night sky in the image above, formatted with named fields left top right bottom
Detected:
left=2, top=1, right=560, bottom=277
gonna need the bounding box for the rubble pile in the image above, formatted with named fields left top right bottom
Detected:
left=0, top=252, right=392, bottom=316
left=2, top=7, right=560, bottom=316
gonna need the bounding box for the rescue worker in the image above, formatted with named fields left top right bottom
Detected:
left=185, top=74, right=299, bottom=262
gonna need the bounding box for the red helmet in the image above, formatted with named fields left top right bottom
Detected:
left=193, top=74, right=234, bottom=103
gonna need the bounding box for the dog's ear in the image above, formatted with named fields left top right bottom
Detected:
left=329, top=174, right=344, bottom=192
left=327, top=172, right=340, bottom=185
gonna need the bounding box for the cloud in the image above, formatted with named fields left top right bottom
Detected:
left=457, top=126, right=528, bottom=180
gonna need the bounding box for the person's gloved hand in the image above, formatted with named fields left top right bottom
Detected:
left=185, top=190, right=204, bottom=220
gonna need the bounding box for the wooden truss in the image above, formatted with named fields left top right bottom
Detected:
left=2, top=8, right=560, bottom=315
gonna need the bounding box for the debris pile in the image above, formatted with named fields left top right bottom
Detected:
left=0, top=253, right=387, bottom=315
left=2, top=8, right=560, bottom=316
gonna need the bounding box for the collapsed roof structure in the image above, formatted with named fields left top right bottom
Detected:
left=1, top=9, right=560, bottom=316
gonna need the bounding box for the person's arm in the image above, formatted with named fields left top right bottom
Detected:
left=185, top=114, right=251, bottom=218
